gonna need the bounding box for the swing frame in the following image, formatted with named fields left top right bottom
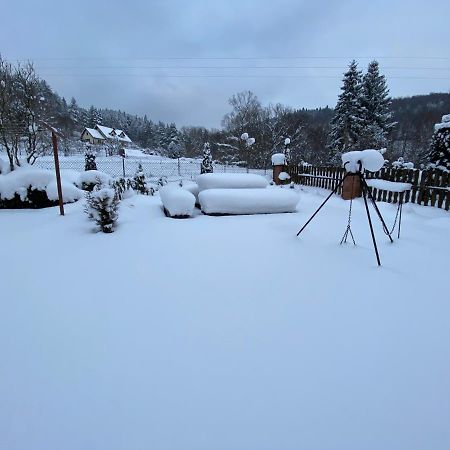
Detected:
left=296, top=161, right=394, bottom=266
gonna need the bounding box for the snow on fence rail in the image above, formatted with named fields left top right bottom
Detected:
left=35, top=156, right=269, bottom=182
left=288, top=164, right=450, bottom=211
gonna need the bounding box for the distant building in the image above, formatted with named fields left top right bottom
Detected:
left=81, top=124, right=132, bottom=146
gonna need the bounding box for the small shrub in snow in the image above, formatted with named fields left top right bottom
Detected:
left=84, top=147, right=97, bottom=171
left=392, top=157, right=414, bottom=170
left=132, top=163, right=152, bottom=194
left=157, top=176, right=168, bottom=188
left=85, top=183, right=120, bottom=233
left=200, top=142, right=214, bottom=174
left=112, top=177, right=133, bottom=200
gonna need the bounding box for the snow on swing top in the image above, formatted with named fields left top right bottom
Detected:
left=342, top=149, right=384, bottom=173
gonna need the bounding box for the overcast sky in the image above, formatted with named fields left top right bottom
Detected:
left=1, top=0, right=449, bottom=128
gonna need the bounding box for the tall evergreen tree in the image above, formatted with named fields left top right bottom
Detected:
left=360, top=61, right=395, bottom=149
left=200, top=142, right=213, bottom=174
left=328, top=60, right=365, bottom=160
left=68, top=97, right=80, bottom=124
left=427, top=114, right=450, bottom=171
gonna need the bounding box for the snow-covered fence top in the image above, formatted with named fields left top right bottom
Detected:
left=287, top=164, right=450, bottom=211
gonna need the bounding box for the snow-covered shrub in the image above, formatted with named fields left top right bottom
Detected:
left=157, top=176, right=168, bottom=188
left=197, top=173, right=268, bottom=191
left=132, top=163, right=153, bottom=194
left=199, top=188, right=299, bottom=215
left=392, top=157, right=414, bottom=170
left=85, top=183, right=120, bottom=233
left=84, top=146, right=97, bottom=171
left=200, top=142, right=213, bottom=174
left=0, top=166, right=82, bottom=209
left=79, top=170, right=111, bottom=192
left=111, top=177, right=133, bottom=200
left=159, top=184, right=195, bottom=218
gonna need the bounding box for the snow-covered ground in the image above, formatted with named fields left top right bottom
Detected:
left=1, top=187, right=449, bottom=450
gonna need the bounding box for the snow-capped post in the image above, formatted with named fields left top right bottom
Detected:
left=119, top=143, right=126, bottom=177
left=284, top=138, right=291, bottom=165
left=41, top=121, right=65, bottom=216
left=241, top=132, right=255, bottom=173
left=271, top=153, right=286, bottom=185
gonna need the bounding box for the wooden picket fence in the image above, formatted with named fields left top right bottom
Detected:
left=287, top=165, right=450, bottom=211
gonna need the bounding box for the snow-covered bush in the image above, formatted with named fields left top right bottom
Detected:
left=197, top=173, right=268, bottom=191
left=159, top=184, right=195, bottom=218
left=85, top=183, right=120, bottom=233
left=111, top=177, right=133, bottom=200
left=200, top=142, right=213, bottom=174
left=79, top=170, right=111, bottom=192
left=199, top=188, right=299, bottom=215
left=157, top=176, right=168, bottom=188
left=132, top=163, right=153, bottom=195
left=84, top=146, right=97, bottom=171
left=392, top=157, right=414, bottom=170
left=0, top=166, right=83, bottom=209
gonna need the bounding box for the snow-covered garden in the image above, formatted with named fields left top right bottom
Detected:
left=1, top=176, right=449, bottom=449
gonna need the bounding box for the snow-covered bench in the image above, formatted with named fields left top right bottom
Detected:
left=365, top=179, right=412, bottom=192
left=197, top=173, right=268, bottom=192
left=199, top=188, right=299, bottom=215
left=159, top=185, right=196, bottom=218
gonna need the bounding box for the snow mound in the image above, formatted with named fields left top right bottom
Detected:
left=159, top=185, right=195, bottom=218
left=77, top=170, right=111, bottom=187
left=45, top=180, right=84, bottom=202
left=279, top=172, right=291, bottom=181
left=366, top=179, right=412, bottom=192
left=179, top=180, right=199, bottom=199
left=199, top=188, right=299, bottom=215
left=271, top=153, right=286, bottom=166
left=197, top=173, right=268, bottom=192
left=342, top=149, right=384, bottom=173
left=0, top=166, right=84, bottom=204
left=0, top=167, right=54, bottom=200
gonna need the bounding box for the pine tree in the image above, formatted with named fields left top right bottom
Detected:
left=85, top=184, right=120, bottom=233
left=200, top=142, right=213, bottom=174
left=328, top=60, right=365, bottom=160
left=68, top=97, right=80, bottom=124
left=84, top=145, right=97, bottom=171
left=132, top=163, right=148, bottom=194
left=360, top=61, right=395, bottom=149
left=88, top=105, right=98, bottom=127
left=427, top=115, right=450, bottom=171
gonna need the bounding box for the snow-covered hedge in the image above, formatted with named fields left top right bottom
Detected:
left=159, top=185, right=195, bottom=218
left=199, top=188, right=299, bottom=215
left=197, top=173, right=268, bottom=192
left=0, top=166, right=84, bottom=209
left=179, top=180, right=199, bottom=202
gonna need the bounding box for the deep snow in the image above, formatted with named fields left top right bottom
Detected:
left=1, top=187, right=449, bottom=450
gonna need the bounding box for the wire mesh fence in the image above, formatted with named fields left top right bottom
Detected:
left=35, top=155, right=270, bottom=182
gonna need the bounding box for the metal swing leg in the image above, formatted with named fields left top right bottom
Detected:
left=398, top=195, right=404, bottom=239
left=360, top=177, right=394, bottom=243
left=296, top=173, right=348, bottom=237
left=362, top=185, right=382, bottom=266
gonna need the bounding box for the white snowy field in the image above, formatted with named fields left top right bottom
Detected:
left=1, top=187, right=449, bottom=450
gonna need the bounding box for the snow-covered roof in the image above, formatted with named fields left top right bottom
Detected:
left=95, top=125, right=132, bottom=143
left=96, top=125, right=116, bottom=137
left=83, top=127, right=104, bottom=140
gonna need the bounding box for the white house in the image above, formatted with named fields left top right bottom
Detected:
left=81, top=124, right=132, bottom=146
